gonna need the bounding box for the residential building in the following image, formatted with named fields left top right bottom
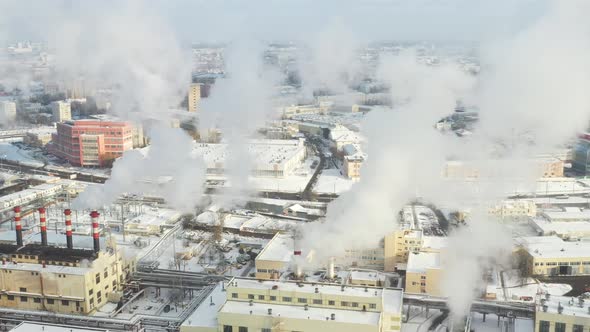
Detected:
left=0, top=101, right=17, bottom=122
left=188, top=83, right=201, bottom=112
left=49, top=120, right=133, bottom=167
left=535, top=294, right=590, bottom=332
left=51, top=101, right=72, bottom=123
left=405, top=252, right=443, bottom=296
left=181, top=277, right=404, bottom=332
left=515, top=236, right=590, bottom=276
left=342, top=144, right=364, bottom=181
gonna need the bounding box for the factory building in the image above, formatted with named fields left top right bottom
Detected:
left=193, top=139, right=306, bottom=178
left=188, top=83, right=201, bottom=113
left=535, top=294, right=590, bottom=332
left=181, top=278, right=404, bottom=332
left=255, top=233, right=293, bottom=280
left=0, top=209, right=135, bottom=314
left=49, top=120, right=134, bottom=167
left=404, top=252, right=443, bottom=296
left=383, top=229, right=446, bottom=272
left=488, top=199, right=537, bottom=219
left=442, top=158, right=564, bottom=180
left=515, top=236, right=590, bottom=276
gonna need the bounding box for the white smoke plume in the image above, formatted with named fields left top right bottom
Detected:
left=301, top=50, right=475, bottom=257
left=199, top=41, right=280, bottom=208
left=73, top=126, right=205, bottom=212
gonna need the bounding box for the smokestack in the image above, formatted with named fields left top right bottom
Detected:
left=14, top=206, right=22, bottom=246
left=64, top=209, right=73, bottom=249
left=90, top=211, right=100, bottom=252
left=328, top=257, right=335, bottom=279
left=38, top=207, right=47, bottom=246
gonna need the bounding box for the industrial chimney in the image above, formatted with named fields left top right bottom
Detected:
left=14, top=206, right=22, bottom=246
left=90, top=211, right=100, bottom=252
left=64, top=209, right=73, bottom=249
left=38, top=207, right=47, bottom=246
left=328, top=257, right=335, bottom=279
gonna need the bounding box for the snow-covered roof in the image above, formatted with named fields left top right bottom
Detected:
left=256, top=233, right=294, bottom=263
left=12, top=322, right=108, bottom=332
left=530, top=218, right=590, bottom=238
left=421, top=236, right=447, bottom=250
left=517, top=236, right=590, bottom=259
left=220, top=300, right=382, bottom=325
left=406, top=252, right=441, bottom=273
left=537, top=294, right=590, bottom=318
left=181, top=282, right=226, bottom=328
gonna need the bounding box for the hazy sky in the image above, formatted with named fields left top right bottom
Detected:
left=0, top=0, right=550, bottom=45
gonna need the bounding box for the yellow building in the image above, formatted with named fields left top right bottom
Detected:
left=181, top=277, right=404, bottom=332
left=383, top=230, right=423, bottom=272
left=535, top=294, right=590, bottom=332
left=51, top=101, right=72, bottom=123
left=515, top=236, right=590, bottom=277
left=404, top=252, right=442, bottom=296
left=341, top=247, right=384, bottom=270
left=255, top=233, right=293, bottom=280
left=343, top=155, right=363, bottom=180
left=188, top=83, right=201, bottom=113
left=488, top=199, right=537, bottom=218
left=0, top=240, right=134, bottom=314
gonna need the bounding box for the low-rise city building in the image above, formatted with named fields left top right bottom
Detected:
left=535, top=294, right=590, bottom=332
left=515, top=236, right=590, bottom=277
left=405, top=251, right=442, bottom=296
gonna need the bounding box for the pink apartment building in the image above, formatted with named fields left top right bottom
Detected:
left=49, top=120, right=134, bottom=167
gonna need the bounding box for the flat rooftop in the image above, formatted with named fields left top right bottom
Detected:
left=181, top=282, right=226, bottom=328
left=256, top=233, right=294, bottom=263
left=12, top=322, right=108, bottom=332
left=407, top=252, right=441, bottom=273
left=220, top=300, right=382, bottom=326
left=537, top=295, right=590, bottom=318
left=517, top=236, right=590, bottom=259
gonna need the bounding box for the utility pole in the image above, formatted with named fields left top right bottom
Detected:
left=120, top=203, right=126, bottom=242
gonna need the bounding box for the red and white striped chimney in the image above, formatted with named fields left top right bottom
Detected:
left=90, top=211, right=100, bottom=252
left=14, top=206, right=22, bottom=246
left=64, top=209, right=73, bottom=249
left=38, top=207, right=47, bottom=246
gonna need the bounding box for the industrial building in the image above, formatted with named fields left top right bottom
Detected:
left=49, top=120, right=134, bottom=167
left=515, top=236, right=590, bottom=276
left=404, top=252, right=442, bottom=296
left=180, top=277, right=404, bottom=332
left=535, top=294, right=590, bottom=332
left=255, top=233, right=294, bottom=280
left=0, top=208, right=135, bottom=314
left=193, top=139, right=306, bottom=178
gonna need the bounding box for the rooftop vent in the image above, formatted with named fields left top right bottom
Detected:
left=331, top=313, right=335, bottom=320
left=304, top=304, right=308, bottom=311
left=315, top=287, right=319, bottom=294
left=268, top=308, right=272, bottom=315
left=558, top=302, right=564, bottom=314
left=542, top=305, right=548, bottom=312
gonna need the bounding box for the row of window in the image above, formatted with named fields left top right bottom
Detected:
left=233, top=293, right=377, bottom=309
left=536, top=262, right=590, bottom=266
left=0, top=295, right=76, bottom=306
left=539, top=321, right=583, bottom=332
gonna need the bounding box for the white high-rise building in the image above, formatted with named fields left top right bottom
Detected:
left=0, top=101, right=17, bottom=122
left=188, top=83, right=201, bottom=112
left=51, top=101, right=72, bottom=123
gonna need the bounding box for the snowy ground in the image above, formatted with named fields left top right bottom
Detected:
left=487, top=269, right=572, bottom=302
left=470, top=312, right=533, bottom=332
left=0, top=141, right=44, bottom=167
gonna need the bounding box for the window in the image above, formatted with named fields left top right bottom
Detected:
left=19, top=287, right=26, bottom=292
left=258, top=295, right=265, bottom=300
left=97, top=291, right=102, bottom=301
left=33, top=298, right=41, bottom=303
left=313, top=299, right=323, bottom=305
left=95, top=273, right=100, bottom=283
left=62, top=300, right=69, bottom=306
left=341, top=301, right=349, bottom=307
left=369, top=303, right=377, bottom=309
left=20, top=296, right=27, bottom=302
left=223, top=325, right=233, bottom=332
left=247, top=294, right=255, bottom=300
left=573, top=325, right=584, bottom=332
left=262, top=329, right=271, bottom=332
left=231, top=293, right=238, bottom=299
left=7, top=295, right=14, bottom=301
left=270, top=296, right=277, bottom=301
left=420, top=276, right=426, bottom=280
left=328, top=300, right=335, bottom=305
left=282, top=297, right=292, bottom=302
left=555, top=322, right=566, bottom=332
left=298, top=298, right=307, bottom=303
left=238, top=327, right=248, bottom=332
left=352, top=302, right=359, bottom=308
left=539, top=321, right=550, bottom=332
left=104, top=271, right=108, bottom=278
left=89, top=289, right=94, bottom=296
left=47, top=299, right=54, bottom=304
